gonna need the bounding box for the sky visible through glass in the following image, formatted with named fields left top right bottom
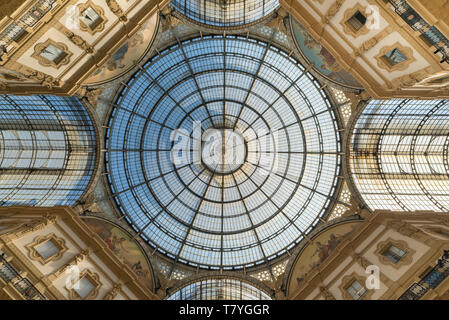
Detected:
left=106, top=35, right=341, bottom=270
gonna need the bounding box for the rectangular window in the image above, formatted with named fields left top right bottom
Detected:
left=80, top=7, right=103, bottom=30
left=39, top=44, right=67, bottom=65
left=382, top=48, right=408, bottom=66
left=35, top=240, right=60, bottom=260
left=383, top=245, right=407, bottom=264
left=347, top=11, right=367, bottom=31
left=346, top=280, right=367, bottom=300
left=74, top=277, right=95, bottom=299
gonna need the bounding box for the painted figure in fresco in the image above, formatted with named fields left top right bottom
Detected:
left=293, top=19, right=362, bottom=87
left=104, top=235, right=129, bottom=259
left=85, top=219, right=153, bottom=289
left=107, top=43, right=129, bottom=71
left=99, top=29, right=146, bottom=73
left=313, top=233, right=346, bottom=263
left=301, top=30, right=341, bottom=73
left=131, top=261, right=149, bottom=278
left=319, top=48, right=342, bottom=73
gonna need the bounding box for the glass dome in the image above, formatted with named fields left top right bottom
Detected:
left=105, top=35, right=341, bottom=270
left=170, top=0, right=279, bottom=28
left=167, top=278, right=271, bottom=300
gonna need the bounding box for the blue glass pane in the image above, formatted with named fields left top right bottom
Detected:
left=0, top=95, right=96, bottom=206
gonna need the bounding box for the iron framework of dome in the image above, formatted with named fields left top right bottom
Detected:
left=170, top=0, right=279, bottom=28
left=167, top=278, right=272, bottom=300
left=105, top=34, right=341, bottom=270
left=349, top=99, right=449, bottom=212
left=0, top=95, right=96, bottom=207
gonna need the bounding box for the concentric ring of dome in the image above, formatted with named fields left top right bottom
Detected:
left=106, top=35, right=341, bottom=270
left=170, top=0, right=279, bottom=28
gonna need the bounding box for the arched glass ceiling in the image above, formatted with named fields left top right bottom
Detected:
left=0, top=95, right=96, bottom=206
left=167, top=278, right=271, bottom=300
left=170, top=0, right=279, bottom=28
left=350, top=99, right=449, bottom=212
left=105, top=35, right=341, bottom=270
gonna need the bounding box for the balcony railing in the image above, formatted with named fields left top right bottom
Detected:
left=0, top=0, right=57, bottom=52
left=387, top=0, right=449, bottom=65
left=0, top=253, right=46, bottom=300
left=399, top=250, right=449, bottom=300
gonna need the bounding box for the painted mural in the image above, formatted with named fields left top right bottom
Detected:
left=83, top=14, right=159, bottom=85
left=290, top=17, right=362, bottom=90
left=288, top=220, right=361, bottom=294
left=82, top=216, right=154, bottom=291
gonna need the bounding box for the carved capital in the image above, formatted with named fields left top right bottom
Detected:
left=106, top=0, right=127, bottom=21
left=104, top=283, right=122, bottom=300
left=12, top=218, right=53, bottom=239
left=23, top=69, right=60, bottom=89
left=353, top=253, right=370, bottom=269
left=320, top=286, right=336, bottom=300
left=63, top=30, right=93, bottom=53
left=50, top=249, right=91, bottom=281
left=324, top=0, right=345, bottom=22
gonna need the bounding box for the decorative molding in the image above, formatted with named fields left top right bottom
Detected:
left=374, top=238, right=415, bottom=269
left=78, top=1, right=107, bottom=35
left=354, top=26, right=394, bottom=57
left=25, top=233, right=68, bottom=265
left=339, top=272, right=374, bottom=300
left=103, top=283, right=122, bottom=300
left=340, top=3, right=370, bottom=38
left=22, top=69, right=60, bottom=89
left=31, top=39, right=73, bottom=69
left=391, top=67, right=433, bottom=88
left=105, top=0, right=127, bottom=22
left=6, top=215, right=58, bottom=240
left=63, top=30, right=94, bottom=53
left=48, top=249, right=91, bottom=281
left=324, top=0, right=345, bottom=24
left=319, top=286, right=336, bottom=300
left=375, top=42, right=416, bottom=72
left=385, top=220, right=441, bottom=246
left=160, top=5, right=184, bottom=31
left=77, top=87, right=105, bottom=108
left=420, top=225, right=449, bottom=241
left=66, top=268, right=102, bottom=300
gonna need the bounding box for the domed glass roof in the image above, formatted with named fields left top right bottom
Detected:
left=170, top=0, right=279, bottom=28
left=106, top=35, right=341, bottom=270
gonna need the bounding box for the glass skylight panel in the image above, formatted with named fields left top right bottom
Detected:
left=106, top=35, right=340, bottom=270
left=167, top=278, right=271, bottom=300
left=350, top=99, right=449, bottom=212
left=171, top=0, right=279, bottom=28
left=0, top=95, right=95, bottom=206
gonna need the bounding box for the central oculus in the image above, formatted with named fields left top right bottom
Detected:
left=201, top=128, right=246, bottom=174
